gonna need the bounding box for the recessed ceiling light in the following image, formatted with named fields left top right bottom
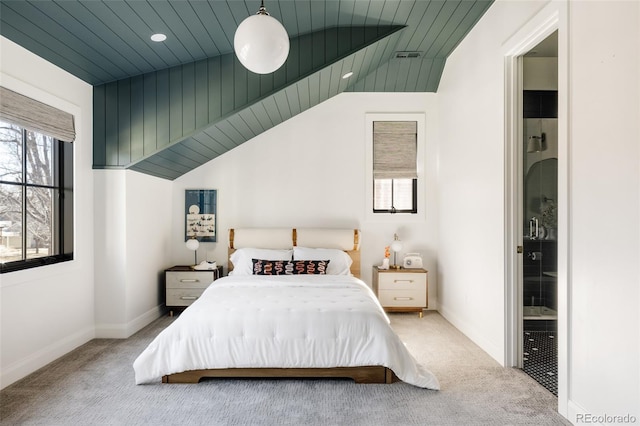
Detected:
left=151, top=33, right=167, bottom=42
left=342, top=71, right=354, bottom=79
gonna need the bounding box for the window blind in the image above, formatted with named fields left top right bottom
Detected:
left=0, top=86, right=75, bottom=142
left=373, top=121, right=417, bottom=179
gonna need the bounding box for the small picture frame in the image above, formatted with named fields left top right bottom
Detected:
left=185, top=189, right=216, bottom=242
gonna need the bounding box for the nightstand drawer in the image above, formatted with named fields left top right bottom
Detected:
left=165, top=265, right=223, bottom=314
left=378, top=272, right=426, bottom=291
left=378, top=289, right=427, bottom=308
left=166, top=271, right=214, bottom=289
left=166, top=288, right=206, bottom=306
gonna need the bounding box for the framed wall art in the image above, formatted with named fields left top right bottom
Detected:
left=185, top=189, right=216, bottom=242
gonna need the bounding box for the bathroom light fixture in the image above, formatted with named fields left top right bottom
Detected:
left=527, top=133, right=546, bottom=153
left=342, top=71, right=354, bottom=79
left=390, top=233, right=403, bottom=269
left=234, top=0, right=290, bottom=74
left=185, top=236, right=200, bottom=266
left=150, top=33, right=167, bottom=42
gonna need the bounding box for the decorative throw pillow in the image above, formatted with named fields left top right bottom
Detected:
left=252, top=259, right=329, bottom=275
left=291, top=260, right=329, bottom=275
left=229, top=248, right=293, bottom=275
left=252, top=259, right=294, bottom=275
left=293, top=247, right=352, bottom=275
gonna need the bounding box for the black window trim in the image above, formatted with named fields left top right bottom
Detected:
left=373, top=178, right=418, bottom=214
left=0, top=127, right=74, bottom=274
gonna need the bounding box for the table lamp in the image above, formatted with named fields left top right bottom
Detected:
left=390, top=233, right=403, bottom=269
left=185, top=237, right=199, bottom=266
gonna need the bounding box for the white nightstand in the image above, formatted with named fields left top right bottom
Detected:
left=165, top=265, right=223, bottom=316
left=372, top=266, right=428, bottom=317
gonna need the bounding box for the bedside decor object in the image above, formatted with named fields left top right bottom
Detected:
left=403, top=253, right=423, bottom=269
left=390, top=234, right=403, bottom=269
left=185, top=237, right=200, bottom=266
left=185, top=189, right=216, bottom=242
left=379, top=245, right=391, bottom=269
left=194, top=260, right=217, bottom=271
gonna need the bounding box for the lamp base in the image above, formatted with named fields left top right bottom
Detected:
left=390, top=264, right=402, bottom=269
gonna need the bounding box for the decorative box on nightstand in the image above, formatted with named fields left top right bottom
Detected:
left=372, top=266, right=428, bottom=317
left=165, top=265, right=223, bottom=316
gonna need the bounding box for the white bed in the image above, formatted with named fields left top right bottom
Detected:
left=133, top=228, right=439, bottom=390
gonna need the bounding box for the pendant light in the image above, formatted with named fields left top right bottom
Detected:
left=234, top=1, right=290, bottom=74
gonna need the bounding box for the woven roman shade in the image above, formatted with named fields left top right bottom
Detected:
left=0, top=86, right=75, bottom=142
left=373, top=121, right=417, bottom=179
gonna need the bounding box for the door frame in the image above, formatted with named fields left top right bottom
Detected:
left=503, top=0, right=570, bottom=418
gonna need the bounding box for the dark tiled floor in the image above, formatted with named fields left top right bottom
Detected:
left=523, top=331, right=558, bottom=396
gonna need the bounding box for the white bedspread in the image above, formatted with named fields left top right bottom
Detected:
left=133, top=275, right=439, bottom=390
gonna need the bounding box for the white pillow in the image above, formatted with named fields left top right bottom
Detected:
left=293, top=247, right=353, bottom=276
left=229, top=248, right=293, bottom=275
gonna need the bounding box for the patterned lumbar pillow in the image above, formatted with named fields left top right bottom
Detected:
left=252, top=259, right=329, bottom=275
left=290, top=259, right=329, bottom=275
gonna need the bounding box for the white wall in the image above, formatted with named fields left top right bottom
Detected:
left=437, top=0, right=546, bottom=363
left=0, top=37, right=94, bottom=389
left=567, top=1, right=639, bottom=421
left=94, top=170, right=172, bottom=338
left=437, top=0, right=639, bottom=421
left=172, top=93, right=440, bottom=298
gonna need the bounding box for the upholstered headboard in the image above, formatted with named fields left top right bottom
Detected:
left=228, top=228, right=361, bottom=277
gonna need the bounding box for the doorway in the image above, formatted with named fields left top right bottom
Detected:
left=503, top=2, right=569, bottom=417
left=521, top=32, right=558, bottom=395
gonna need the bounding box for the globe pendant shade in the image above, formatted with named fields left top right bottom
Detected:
left=234, top=13, right=290, bottom=74
left=185, top=238, right=199, bottom=251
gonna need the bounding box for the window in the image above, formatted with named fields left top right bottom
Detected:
left=372, top=121, right=418, bottom=214
left=373, top=178, right=417, bottom=213
left=0, top=87, right=75, bottom=273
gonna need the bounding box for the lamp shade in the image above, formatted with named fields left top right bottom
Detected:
left=527, top=136, right=542, bottom=153
left=234, top=11, right=289, bottom=74
left=185, top=238, right=200, bottom=251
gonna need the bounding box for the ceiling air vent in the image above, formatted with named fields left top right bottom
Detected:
left=395, top=51, right=421, bottom=59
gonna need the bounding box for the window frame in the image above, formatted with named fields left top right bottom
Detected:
left=365, top=113, right=426, bottom=222
left=373, top=178, right=418, bottom=214
left=0, top=123, right=74, bottom=274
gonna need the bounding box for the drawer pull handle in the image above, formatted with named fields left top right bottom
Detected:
left=394, top=297, right=414, bottom=301
left=180, top=296, right=198, bottom=300
left=393, top=280, right=414, bottom=284
left=180, top=279, right=199, bottom=283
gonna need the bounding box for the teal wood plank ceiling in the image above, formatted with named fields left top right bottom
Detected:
left=95, top=26, right=405, bottom=180
left=0, top=0, right=494, bottom=180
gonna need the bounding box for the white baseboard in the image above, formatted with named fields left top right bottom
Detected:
left=569, top=400, right=593, bottom=425
left=438, top=303, right=504, bottom=365
left=94, top=304, right=164, bottom=339
left=0, top=326, right=95, bottom=390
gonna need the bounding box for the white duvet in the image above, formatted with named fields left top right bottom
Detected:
left=133, top=275, right=439, bottom=390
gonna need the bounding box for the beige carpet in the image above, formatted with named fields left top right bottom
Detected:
left=0, top=311, right=570, bottom=425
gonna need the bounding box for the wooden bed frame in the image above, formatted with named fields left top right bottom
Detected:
left=162, top=228, right=399, bottom=385
left=162, top=366, right=399, bottom=384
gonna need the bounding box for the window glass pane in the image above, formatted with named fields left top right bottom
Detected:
left=392, top=179, right=414, bottom=210
left=0, top=183, right=23, bottom=263
left=374, top=178, right=416, bottom=212
left=26, top=131, right=54, bottom=186
left=0, top=120, right=23, bottom=183
left=374, top=179, right=392, bottom=210
left=26, top=187, right=53, bottom=259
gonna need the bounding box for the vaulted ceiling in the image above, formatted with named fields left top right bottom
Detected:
left=0, top=0, right=493, bottom=180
